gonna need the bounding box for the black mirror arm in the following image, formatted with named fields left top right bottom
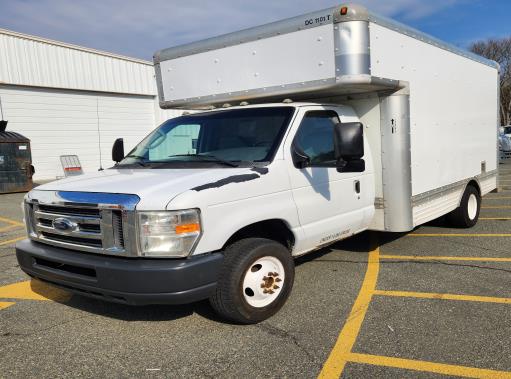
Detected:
left=336, top=157, right=348, bottom=170
left=292, top=145, right=310, bottom=169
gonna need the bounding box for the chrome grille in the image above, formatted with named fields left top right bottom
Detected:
left=33, top=203, right=105, bottom=252
left=112, top=210, right=125, bottom=249
left=25, top=190, right=140, bottom=257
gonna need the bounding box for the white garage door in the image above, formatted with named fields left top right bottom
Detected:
left=0, top=85, right=180, bottom=181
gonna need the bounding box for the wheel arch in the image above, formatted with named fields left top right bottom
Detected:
left=223, top=219, right=296, bottom=252
left=467, top=179, right=481, bottom=195
left=457, top=179, right=481, bottom=207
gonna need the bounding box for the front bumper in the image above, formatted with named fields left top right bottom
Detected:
left=16, top=239, right=223, bottom=305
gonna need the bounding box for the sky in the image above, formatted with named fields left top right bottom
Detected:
left=0, top=0, right=510, bottom=61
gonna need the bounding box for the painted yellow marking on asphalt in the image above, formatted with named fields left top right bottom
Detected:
left=374, top=290, right=511, bottom=304
left=0, top=301, right=15, bottom=310
left=318, top=237, right=380, bottom=379
left=380, top=254, right=511, bottom=262
left=484, top=197, right=511, bottom=200
left=481, top=205, right=511, bottom=209
left=408, top=233, right=511, bottom=237
left=0, top=216, right=24, bottom=226
left=348, top=353, right=511, bottom=378
left=0, top=280, right=71, bottom=302
left=0, top=224, right=22, bottom=232
left=480, top=217, right=511, bottom=220
left=0, top=236, right=25, bottom=246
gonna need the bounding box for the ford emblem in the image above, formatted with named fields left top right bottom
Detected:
left=52, top=218, right=77, bottom=233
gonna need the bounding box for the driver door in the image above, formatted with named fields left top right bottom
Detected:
left=286, top=107, right=370, bottom=251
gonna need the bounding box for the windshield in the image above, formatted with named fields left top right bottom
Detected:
left=504, top=126, right=511, bottom=135
left=119, top=107, right=295, bottom=167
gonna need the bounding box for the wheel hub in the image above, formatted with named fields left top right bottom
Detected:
left=261, top=272, right=282, bottom=294
left=242, top=256, right=285, bottom=308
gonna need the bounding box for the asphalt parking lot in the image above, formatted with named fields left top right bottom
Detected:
left=2, top=165, right=511, bottom=378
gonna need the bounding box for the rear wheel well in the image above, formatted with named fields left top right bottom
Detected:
left=458, top=179, right=481, bottom=208
left=224, top=219, right=295, bottom=251
left=467, top=180, right=481, bottom=195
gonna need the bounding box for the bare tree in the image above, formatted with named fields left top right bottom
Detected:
left=470, top=37, right=511, bottom=126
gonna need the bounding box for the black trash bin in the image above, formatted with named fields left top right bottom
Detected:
left=0, top=130, right=34, bottom=194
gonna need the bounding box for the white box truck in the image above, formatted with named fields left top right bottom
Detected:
left=17, top=4, right=499, bottom=323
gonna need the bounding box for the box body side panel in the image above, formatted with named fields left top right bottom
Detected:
left=159, top=24, right=336, bottom=104
left=369, top=22, right=499, bottom=197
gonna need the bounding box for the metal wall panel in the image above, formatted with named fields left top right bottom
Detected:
left=0, top=29, right=156, bottom=96
left=0, top=85, right=178, bottom=180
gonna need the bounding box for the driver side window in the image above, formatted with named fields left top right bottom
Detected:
left=294, top=111, right=340, bottom=166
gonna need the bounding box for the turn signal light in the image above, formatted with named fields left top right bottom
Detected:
left=340, top=6, right=348, bottom=15
left=176, top=223, right=200, bottom=234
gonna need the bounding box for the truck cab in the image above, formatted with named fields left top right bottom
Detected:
left=17, top=102, right=373, bottom=323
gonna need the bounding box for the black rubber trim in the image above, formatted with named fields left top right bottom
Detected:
left=15, top=239, right=223, bottom=305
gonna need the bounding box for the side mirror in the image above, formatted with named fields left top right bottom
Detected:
left=112, top=138, right=125, bottom=163
left=291, top=144, right=310, bottom=169
left=333, top=122, right=365, bottom=172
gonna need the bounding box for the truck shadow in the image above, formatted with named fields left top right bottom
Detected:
left=60, top=295, right=220, bottom=322
left=295, top=230, right=405, bottom=266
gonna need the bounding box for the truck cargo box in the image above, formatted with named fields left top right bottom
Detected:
left=154, top=3, right=499, bottom=231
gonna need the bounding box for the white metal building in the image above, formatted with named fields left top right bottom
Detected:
left=0, top=28, right=182, bottom=181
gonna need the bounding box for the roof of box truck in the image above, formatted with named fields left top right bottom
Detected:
left=154, top=3, right=498, bottom=110
left=193, top=102, right=338, bottom=112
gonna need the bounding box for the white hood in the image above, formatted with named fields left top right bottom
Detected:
left=36, top=167, right=262, bottom=209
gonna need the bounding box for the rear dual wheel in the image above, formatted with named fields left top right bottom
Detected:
left=209, top=238, right=294, bottom=324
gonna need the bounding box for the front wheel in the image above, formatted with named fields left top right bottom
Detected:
left=447, top=185, right=481, bottom=228
left=209, top=238, right=294, bottom=324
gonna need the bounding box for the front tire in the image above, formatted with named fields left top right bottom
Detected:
left=447, top=185, right=481, bottom=228
left=209, top=238, right=294, bottom=324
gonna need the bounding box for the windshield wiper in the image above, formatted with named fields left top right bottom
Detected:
left=121, top=154, right=149, bottom=167
left=169, top=154, right=239, bottom=167
left=125, top=154, right=146, bottom=160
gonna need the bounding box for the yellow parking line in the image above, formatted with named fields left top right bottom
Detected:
left=484, top=197, right=511, bottom=200
left=348, top=353, right=511, bottom=378
left=0, top=236, right=25, bottom=246
left=480, top=217, right=511, bottom=220
left=0, top=216, right=23, bottom=227
left=318, top=237, right=380, bottom=379
left=380, top=254, right=511, bottom=262
left=408, top=233, right=511, bottom=237
left=0, top=224, right=23, bottom=232
left=481, top=206, right=511, bottom=209
left=374, top=290, right=511, bottom=304
left=0, top=301, right=15, bottom=311
left=0, top=280, right=71, bottom=302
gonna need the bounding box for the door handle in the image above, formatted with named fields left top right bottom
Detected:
left=354, top=180, right=361, bottom=194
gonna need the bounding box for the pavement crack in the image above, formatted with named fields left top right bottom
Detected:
left=307, top=259, right=367, bottom=264
left=0, top=313, right=92, bottom=346
left=256, top=323, right=316, bottom=362
left=442, top=237, right=511, bottom=255
left=379, top=260, right=511, bottom=275
left=308, top=258, right=511, bottom=275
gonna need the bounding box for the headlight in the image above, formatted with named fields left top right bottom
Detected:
left=138, top=209, right=201, bottom=257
